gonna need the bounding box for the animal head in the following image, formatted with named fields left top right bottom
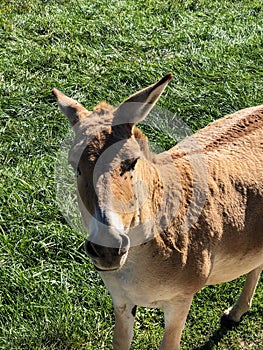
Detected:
left=53, top=73, right=173, bottom=271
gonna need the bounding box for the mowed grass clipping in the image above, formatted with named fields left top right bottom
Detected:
left=1, top=0, right=263, bottom=349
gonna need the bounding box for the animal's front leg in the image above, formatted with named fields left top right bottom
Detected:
left=113, top=303, right=137, bottom=350
left=160, top=295, right=193, bottom=350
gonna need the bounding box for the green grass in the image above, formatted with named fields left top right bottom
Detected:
left=1, top=0, right=263, bottom=349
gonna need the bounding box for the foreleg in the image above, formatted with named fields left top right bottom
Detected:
left=113, top=302, right=137, bottom=350
left=160, top=295, right=193, bottom=350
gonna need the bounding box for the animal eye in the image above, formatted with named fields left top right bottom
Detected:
left=120, top=157, right=139, bottom=176
left=76, top=167, right=81, bottom=177
left=69, top=161, right=81, bottom=177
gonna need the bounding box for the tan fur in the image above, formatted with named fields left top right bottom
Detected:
left=156, top=106, right=263, bottom=267
left=54, top=76, right=263, bottom=350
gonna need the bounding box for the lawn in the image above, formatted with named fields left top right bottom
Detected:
left=1, top=0, right=263, bottom=349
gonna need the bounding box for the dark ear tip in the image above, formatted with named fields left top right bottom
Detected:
left=165, top=72, right=174, bottom=80
left=154, top=73, right=173, bottom=89
left=154, top=73, right=173, bottom=88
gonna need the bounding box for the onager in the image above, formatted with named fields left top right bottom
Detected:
left=53, top=73, right=263, bottom=349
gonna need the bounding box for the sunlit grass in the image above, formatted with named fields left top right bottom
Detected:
left=1, top=0, right=262, bottom=349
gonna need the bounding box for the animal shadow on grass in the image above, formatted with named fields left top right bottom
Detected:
left=193, top=318, right=239, bottom=350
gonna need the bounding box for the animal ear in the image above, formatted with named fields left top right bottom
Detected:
left=52, top=88, right=91, bottom=127
left=113, top=73, right=173, bottom=128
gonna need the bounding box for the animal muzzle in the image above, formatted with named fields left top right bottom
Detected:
left=85, top=233, right=130, bottom=271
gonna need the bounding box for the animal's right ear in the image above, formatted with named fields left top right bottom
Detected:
left=52, top=88, right=91, bottom=127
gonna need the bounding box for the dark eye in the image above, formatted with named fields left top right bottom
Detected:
left=120, top=157, right=139, bottom=176
left=76, top=167, right=81, bottom=177
left=69, top=162, right=81, bottom=177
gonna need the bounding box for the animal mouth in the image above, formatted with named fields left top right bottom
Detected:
left=85, top=241, right=117, bottom=270
left=94, top=265, right=119, bottom=272
left=85, top=239, right=129, bottom=271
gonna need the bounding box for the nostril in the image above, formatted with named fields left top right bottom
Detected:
left=118, top=247, right=128, bottom=256
left=119, top=233, right=130, bottom=255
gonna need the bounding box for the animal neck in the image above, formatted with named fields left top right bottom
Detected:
left=126, top=157, right=164, bottom=246
left=152, top=152, right=209, bottom=259
left=124, top=151, right=208, bottom=251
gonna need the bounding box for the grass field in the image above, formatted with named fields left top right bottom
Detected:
left=1, top=0, right=263, bottom=349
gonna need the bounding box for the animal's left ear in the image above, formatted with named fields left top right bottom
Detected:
left=113, top=73, right=173, bottom=128
left=52, top=88, right=91, bottom=127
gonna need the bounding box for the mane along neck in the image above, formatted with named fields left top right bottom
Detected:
left=133, top=127, right=154, bottom=162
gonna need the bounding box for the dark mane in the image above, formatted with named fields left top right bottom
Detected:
left=133, top=127, right=153, bottom=161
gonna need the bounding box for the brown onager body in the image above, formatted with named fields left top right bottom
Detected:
left=53, top=73, right=263, bottom=349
